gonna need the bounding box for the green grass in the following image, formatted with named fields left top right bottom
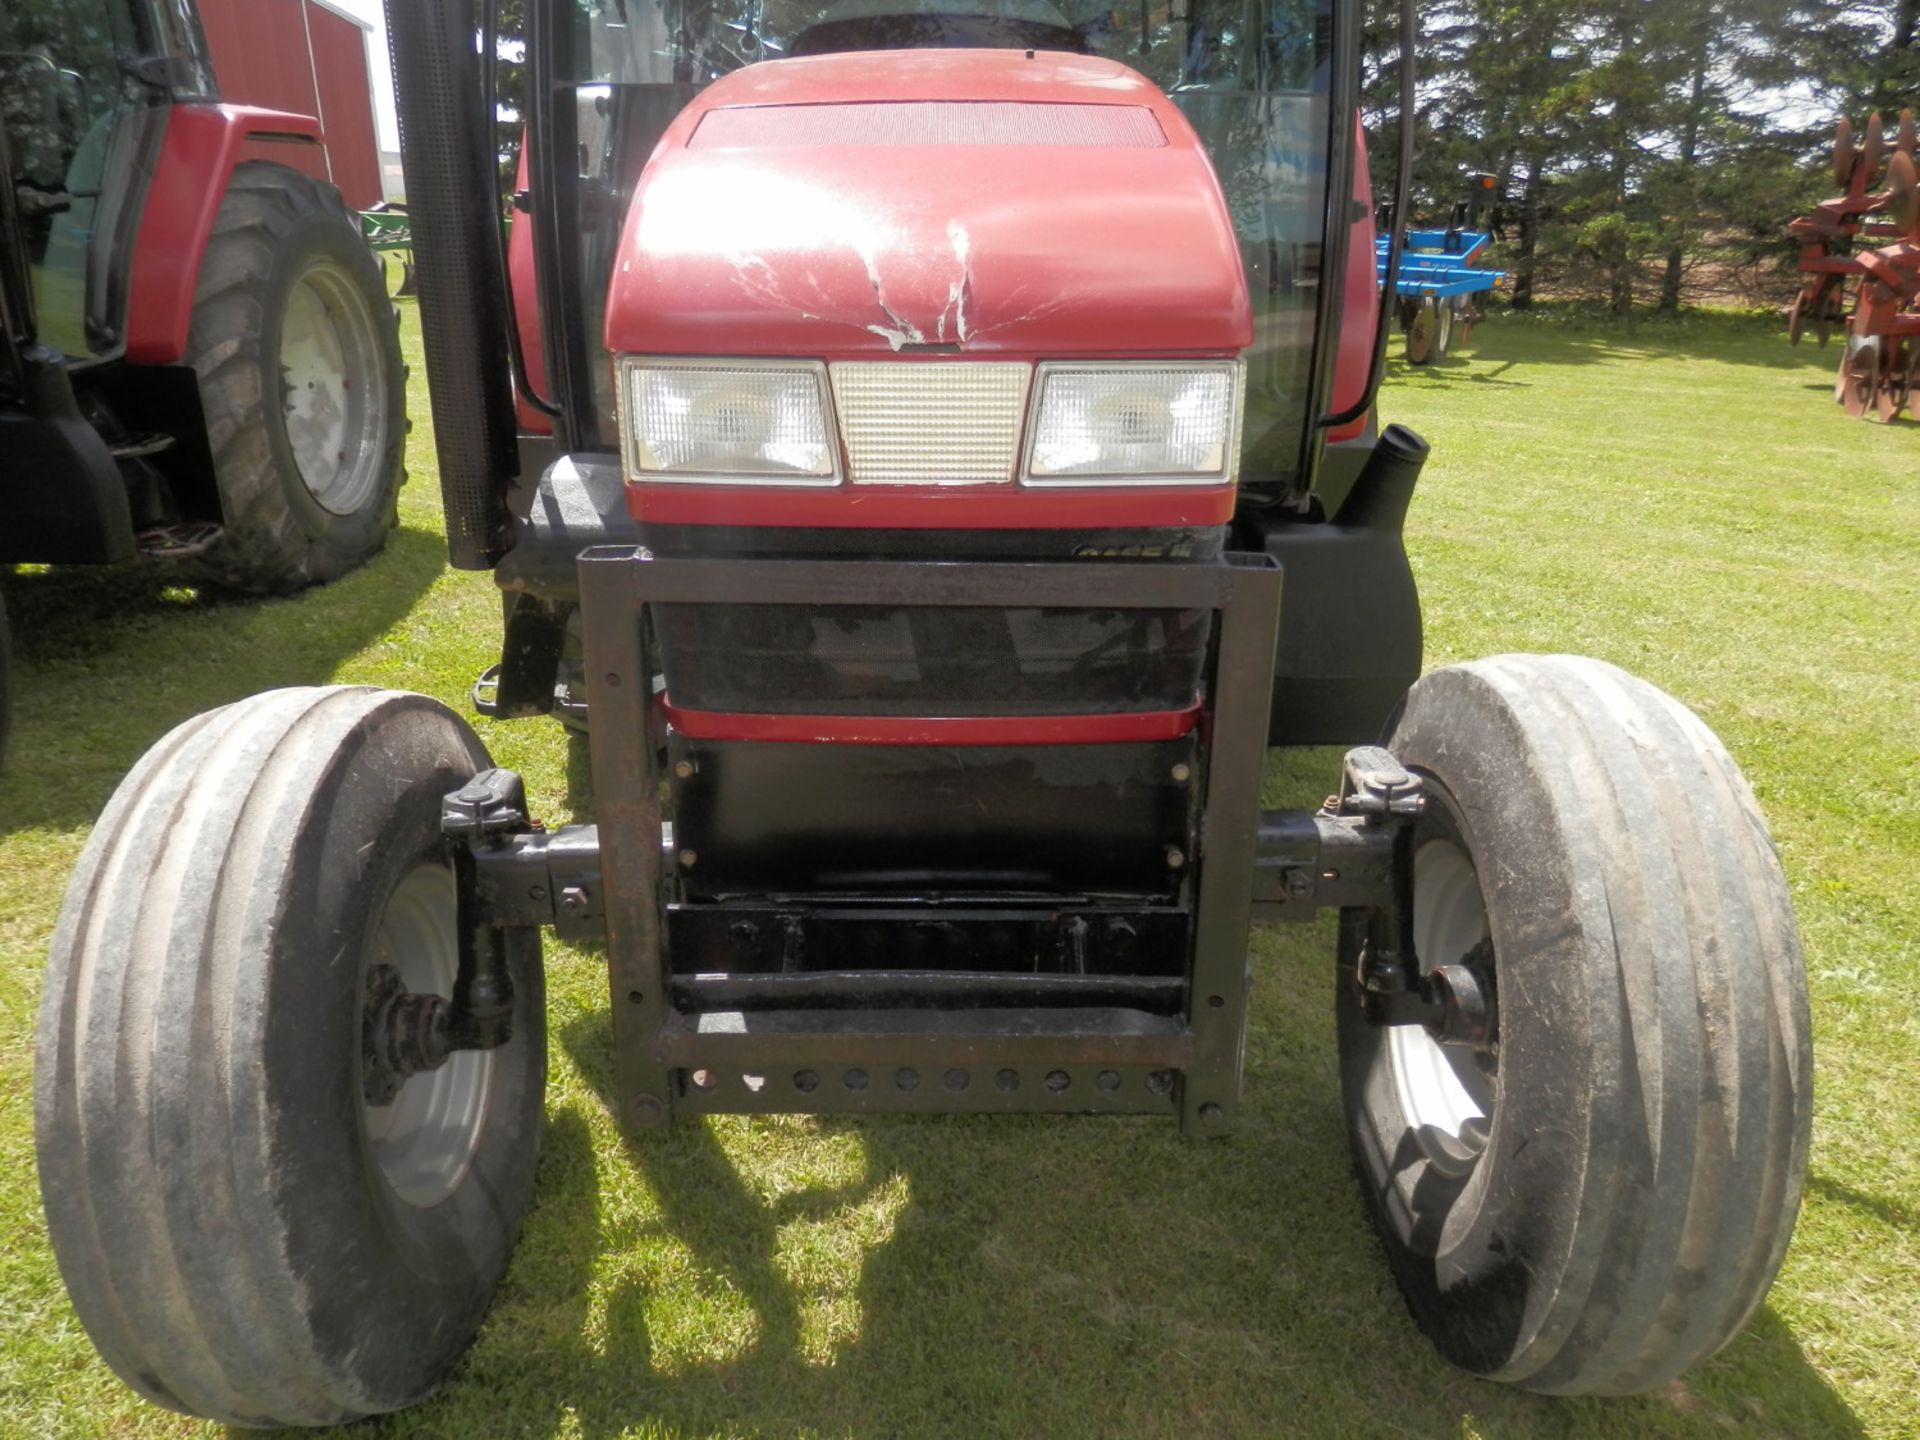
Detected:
left=2, top=308, right=1916, bottom=1438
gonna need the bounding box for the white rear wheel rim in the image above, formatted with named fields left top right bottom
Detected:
left=280, top=259, right=387, bottom=517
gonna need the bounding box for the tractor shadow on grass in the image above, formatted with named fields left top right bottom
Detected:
left=0, top=524, right=443, bottom=835
left=1807, top=1171, right=1920, bottom=1238
left=1386, top=354, right=1534, bottom=389
left=420, top=990, right=1868, bottom=1440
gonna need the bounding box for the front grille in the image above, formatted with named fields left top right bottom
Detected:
left=829, top=362, right=1030, bottom=485
left=645, top=527, right=1226, bottom=721
left=653, top=603, right=1211, bottom=715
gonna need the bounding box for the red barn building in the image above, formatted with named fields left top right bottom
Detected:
left=195, top=0, right=384, bottom=209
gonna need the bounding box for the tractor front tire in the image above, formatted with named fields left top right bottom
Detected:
left=35, top=687, right=544, bottom=1426
left=1337, top=655, right=1811, bottom=1395
left=0, top=592, right=11, bottom=770
left=188, top=163, right=406, bottom=594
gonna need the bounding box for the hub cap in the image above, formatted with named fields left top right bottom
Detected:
left=280, top=259, right=388, bottom=516
left=360, top=864, right=493, bottom=1208
left=1385, top=838, right=1496, bottom=1173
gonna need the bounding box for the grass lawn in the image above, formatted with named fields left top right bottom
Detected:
left=1, top=308, right=1916, bottom=1439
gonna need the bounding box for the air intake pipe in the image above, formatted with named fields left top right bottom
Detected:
left=383, top=0, right=519, bottom=570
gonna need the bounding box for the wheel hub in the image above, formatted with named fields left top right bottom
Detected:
left=279, top=260, right=388, bottom=517
left=1384, top=838, right=1497, bottom=1165
left=358, top=864, right=494, bottom=1208
left=1422, top=938, right=1497, bottom=1049
left=361, top=962, right=454, bottom=1108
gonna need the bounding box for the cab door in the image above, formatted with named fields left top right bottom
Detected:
left=0, top=0, right=178, bottom=358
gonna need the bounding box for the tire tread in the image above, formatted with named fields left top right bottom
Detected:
left=36, top=687, right=515, bottom=1426
left=1354, top=654, right=1812, bottom=1396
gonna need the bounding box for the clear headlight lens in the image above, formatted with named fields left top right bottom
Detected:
left=1023, top=361, right=1243, bottom=485
left=620, top=359, right=837, bottom=484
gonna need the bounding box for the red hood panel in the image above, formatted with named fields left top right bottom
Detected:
left=606, top=51, right=1251, bottom=357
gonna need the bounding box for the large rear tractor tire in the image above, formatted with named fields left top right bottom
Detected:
left=1338, top=655, right=1811, bottom=1395
left=188, top=163, right=406, bottom=594
left=35, top=687, right=544, bottom=1426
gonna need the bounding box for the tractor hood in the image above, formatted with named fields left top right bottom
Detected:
left=605, top=50, right=1251, bottom=357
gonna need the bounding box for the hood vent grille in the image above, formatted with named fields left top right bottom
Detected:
left=830, top=362, right=1031, bottom=485
left=691, top=101, right=1166, bottom=150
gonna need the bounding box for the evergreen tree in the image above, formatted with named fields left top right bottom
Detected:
left=1368, top=0, right=1867, bottom=311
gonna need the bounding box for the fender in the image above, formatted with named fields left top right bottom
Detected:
left=124, top=105, right=324, bottom=364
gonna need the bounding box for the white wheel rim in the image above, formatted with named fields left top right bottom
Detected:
left=1385, top=838, right=1494, bottom=1154
left=361, top=864, right=495, bottom=1208
left=280, top=259, right=387, bottom=517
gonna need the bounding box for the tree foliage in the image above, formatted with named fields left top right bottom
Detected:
left=1363, top=0, right=1915, bottom=310
left=483, top=0, right=1913, bottom=314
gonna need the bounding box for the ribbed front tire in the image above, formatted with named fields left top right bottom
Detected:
left=1338, top=654, right=1812, bottom=1394
left=35, top=687, right=543, bottom=1426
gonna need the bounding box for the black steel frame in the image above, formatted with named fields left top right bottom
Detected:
left=525, top=0, right=603, bottom=454
left=576, top=546, right=1283, bottom=1135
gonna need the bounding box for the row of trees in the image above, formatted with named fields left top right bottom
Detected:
left=1361, top=0, right=1920, bottom=311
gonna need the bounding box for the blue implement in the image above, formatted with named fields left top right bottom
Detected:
left=1377, top=229, right=1505, bottom=298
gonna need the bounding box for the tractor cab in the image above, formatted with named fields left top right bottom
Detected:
left=516, top=0, right=1353, bottom=498
left=491, top=0, right=1414, bottom=747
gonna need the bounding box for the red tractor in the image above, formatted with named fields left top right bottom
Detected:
left=0, top=0, right=406, bottom=762
left=34, top=0, right=1812, bottom=1425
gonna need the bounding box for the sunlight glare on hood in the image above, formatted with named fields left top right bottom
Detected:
left=635, top=164, right=901, bottom=262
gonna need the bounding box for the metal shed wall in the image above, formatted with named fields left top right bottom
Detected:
left=196, top=0, right=383, bottom=209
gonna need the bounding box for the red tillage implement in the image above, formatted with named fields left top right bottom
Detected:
left=1789, top=110, right=1920, bottom=420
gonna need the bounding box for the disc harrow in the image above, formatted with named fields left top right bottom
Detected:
left=1789, top=111, right=1920, bottom=420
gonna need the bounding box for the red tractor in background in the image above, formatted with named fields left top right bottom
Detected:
left=0, top=0, right=406, bottom=763
left=34, top=0, right=1812, bottom=1426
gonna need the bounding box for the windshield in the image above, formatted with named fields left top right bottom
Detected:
left=546, top=0, right=1334, bottom=489
left=572, top=0, right=1324, bottom=88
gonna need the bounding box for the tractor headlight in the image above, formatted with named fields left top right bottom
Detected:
left=1021, top=361, right=1243, bottom=485
left=619, top=358, right=838, bottom=484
